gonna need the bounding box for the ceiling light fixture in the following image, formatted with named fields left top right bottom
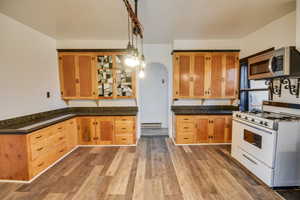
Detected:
left=123, top=0, right=146, bottom=78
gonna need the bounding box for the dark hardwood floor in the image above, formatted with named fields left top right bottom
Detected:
left=0, top=136, right=282, bottom=200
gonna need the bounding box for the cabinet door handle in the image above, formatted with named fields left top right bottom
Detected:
left=59, top=149, right=65, bottom=153
left=37, top=162, right=44, bottom=167
left=59, top=137, right=64, bottom=140
left=122, top=138, right=127, bottom=141
left=122, top=127, right=127, bottom=130
left=35, top=135, right=42, bottom=139
left=93, top=137, right=99, bottom=140
left=37, top=147, right=44, bottom=151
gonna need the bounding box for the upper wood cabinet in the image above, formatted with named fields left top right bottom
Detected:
left=173, top=51, right=239, bottom=99
left=96, top=54, right=136, bottom=99
left=58, top=51, right=136, bottom=100
left=59, top=53, right=97, bottom=99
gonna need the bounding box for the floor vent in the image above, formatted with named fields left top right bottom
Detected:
left=141, top=123, right=162, bottom=129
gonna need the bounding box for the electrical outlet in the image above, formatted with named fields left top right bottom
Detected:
left=46, top=92, right=50, bottom=98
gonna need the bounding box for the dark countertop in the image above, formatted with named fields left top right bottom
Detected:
left=171, top=105, right=239, bottom=115
left=0, top=107, right=138, bottom=135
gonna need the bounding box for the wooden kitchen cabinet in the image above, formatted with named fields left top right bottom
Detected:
left=77, top=117, right=97, bottom=145
left=59, top=53, right=97, bottom=99
left=175, top=115, right=232, bottom=144
left=173, top=51, right=239, bottom=99
left=66, top=119, right=78, bottom=150
left=58, top=51, right=136, bottom=100
left=95, top=117, right=115, bottom=145
left=77, top=116, right=137, bottom=145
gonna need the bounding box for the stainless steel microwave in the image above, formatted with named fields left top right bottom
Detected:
left=269, top=46, right=300, bottom=78
left=248, top=46, right=300, bottom=80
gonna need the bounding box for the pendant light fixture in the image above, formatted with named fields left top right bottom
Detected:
left=123, top=0, right=146, bottom=78
left=125, top=14, right=140, bottom=68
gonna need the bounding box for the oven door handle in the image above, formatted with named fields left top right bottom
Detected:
left=242, top=154, right=258, bottom=165
left=268, top=55, right=275, bottom=75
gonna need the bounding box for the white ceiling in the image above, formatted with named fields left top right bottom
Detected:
left=0, top=0, right=296, bottom=43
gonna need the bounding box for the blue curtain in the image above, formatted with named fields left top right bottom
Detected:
left=239, top=62, right=249, bottom=111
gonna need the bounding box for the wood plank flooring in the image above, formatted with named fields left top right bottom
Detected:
left=0, top=136, right=282, bottom=200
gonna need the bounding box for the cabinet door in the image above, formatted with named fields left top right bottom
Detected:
left=95, top=117, right=114, bottom=145
left=193, top=54, right=206, bottom=97
left=209, top=54, right=223, bottom=98
left=77, top=117, right=96, bottom=145
left=78, top=55, right=97, bottom=98
left=66, top=119, right=78, bottom=150
left=115, top=55, right=136, bottom=98
left=210, top=116, right=226, bottom=143
left=96, top=55, right=114, bottom=98
left=59, top=55, right=77, bottom=98
left=224, top=53, right=239, bottom=98
left=225, top=116, right=233, bottom=142
left=195, top=117, right=210, bottom=143
left=174, top=54, right=192, bottom=98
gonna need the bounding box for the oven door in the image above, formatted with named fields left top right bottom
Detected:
left=233, top=119, right=277, bottom=168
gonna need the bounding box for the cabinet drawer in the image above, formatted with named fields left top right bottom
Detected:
left=53, top=123, right=67, bottom=133
left=178, top=123, right=195, bottom=132
left=31, top=155, right=49, bottom=177
left=115, top=123, right=134, bottom=134
left=115, top=116, right=135, bottom=122
left=29, top=127, right=53, bottom=145
left=176, top=133, right=195, bottom=144
left=176, top=116, right=194, bottom=123
left=53, top=143, right=68, bottom=161
left=30, top=141, right=49, bottom=161
left=50, top=131, right=67, bottom=144
left=115, top=135, right=134, bottom=145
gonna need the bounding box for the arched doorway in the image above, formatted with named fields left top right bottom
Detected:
left=139, top=62, right=169, bottom=136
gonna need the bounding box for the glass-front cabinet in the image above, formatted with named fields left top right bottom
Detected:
left=96, top=53, right=136, bottom=99
left=115, top=55, right=135, bottom=98
left=96, top=55, right=114, bottom=98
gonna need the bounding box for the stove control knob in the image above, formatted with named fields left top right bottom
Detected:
left=236, top=114, right=241, bottom=118
left=251, top=119, right=255, bottom=122
left=264, top=122, right=268, bottom=126
left=260, top=121, right=263, bottom=125
left=245, top=116, right=248, bottom=120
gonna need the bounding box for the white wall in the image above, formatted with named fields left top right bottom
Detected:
left=139, top=63, right=168, bottom=128
left=141, top=44, right=173, bottom=132
left=240, top=11, right=296, bottom=58
left=0, top=13, right=65, bottom=120
left=173, top=39, right=240, bottom=50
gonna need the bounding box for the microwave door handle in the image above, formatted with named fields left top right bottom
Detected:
left=268, top=56, right=275, bottom=75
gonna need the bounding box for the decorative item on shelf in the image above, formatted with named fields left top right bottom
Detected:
left=265, top=77, right=300, bottom=99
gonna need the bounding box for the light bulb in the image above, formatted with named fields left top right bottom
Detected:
left=138, top=70, right=145, bottom=78
left=125, top=55, right=140, bottom=67
left=141, top=60, right=146, bottom=69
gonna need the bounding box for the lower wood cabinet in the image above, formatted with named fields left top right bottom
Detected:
left=0, top=115, right=136, bottom=181
left=77, top=116, right=136, bottom=145
left=175, top=115, right=232, bottom=144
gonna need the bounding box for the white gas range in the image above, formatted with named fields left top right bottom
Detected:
left=231, top=106, right=300, bottom=187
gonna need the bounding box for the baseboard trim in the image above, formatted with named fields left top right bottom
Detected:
left=171, top=137, right=231, bottom=146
